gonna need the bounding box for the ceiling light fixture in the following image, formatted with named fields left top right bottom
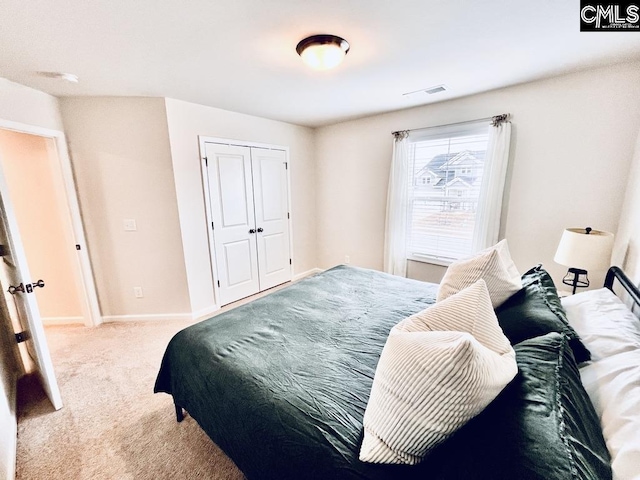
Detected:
left=296, top=34, right=350, bottom=71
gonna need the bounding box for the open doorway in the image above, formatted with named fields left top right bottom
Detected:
left=0, top=130, right=84, bottom=328
left=0, top=118, right=100, bottom=418
left=0, top=124, right=101, bottom=384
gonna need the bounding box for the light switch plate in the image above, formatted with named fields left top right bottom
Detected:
left=124, top=219, right=137, bottom=231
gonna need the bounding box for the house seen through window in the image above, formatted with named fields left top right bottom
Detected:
left=407, top=124, right=489, bottom=263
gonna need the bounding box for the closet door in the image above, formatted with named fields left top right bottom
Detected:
left=251, top=148, right=292, bottom=290
left=204, top=143, right=259, bottom=305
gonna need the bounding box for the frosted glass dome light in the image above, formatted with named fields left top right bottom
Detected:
left=296, top=35, right=350, bottom=71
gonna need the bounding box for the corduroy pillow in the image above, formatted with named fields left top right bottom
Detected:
left=360, top=279, right=517, bottom=464
left=437, top=239, right=522, bottom=308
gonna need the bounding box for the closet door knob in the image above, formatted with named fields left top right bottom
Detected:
left=249, top=229, right=256, bottom=234
left=257, top=228, right=264, bottom=233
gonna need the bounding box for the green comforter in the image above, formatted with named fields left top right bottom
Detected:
left=155, top=265, right=437, bottom=479
left=154, top=265, right=611, bottom=479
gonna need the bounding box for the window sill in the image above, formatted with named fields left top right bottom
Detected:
left=407, top=254, right=454, bottom=267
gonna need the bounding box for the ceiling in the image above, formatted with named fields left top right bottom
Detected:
left=1, top=1, right=640, bottom=127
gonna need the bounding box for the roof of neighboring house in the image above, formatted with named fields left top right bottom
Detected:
left=447, top=176, right=473, bottom=187
left=415, top=151, right=486, bottom=192
left=441, top=150, right=485, bottom=169
left=415, top=150, right=485, bottom=179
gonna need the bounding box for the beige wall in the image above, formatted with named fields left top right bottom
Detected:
left=0, top=130, right=83, bottom=320
left=613, top=128, right=640, bottom=284
left=316, top=61, right=640, bottom=289
left=60, top=97, right=190, bottom=318
left=164, top=98, right=316, bottom=314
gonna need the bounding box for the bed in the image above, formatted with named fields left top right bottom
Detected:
left=154, top=264, right=640, bottom=479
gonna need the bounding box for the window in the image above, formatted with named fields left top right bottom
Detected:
left=406, top=122, right=490, bottom=263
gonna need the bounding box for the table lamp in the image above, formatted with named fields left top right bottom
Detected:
left=554, top=227, right=614, bottom=294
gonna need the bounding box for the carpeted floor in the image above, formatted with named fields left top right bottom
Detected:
left=16, top=318, right=246, bottom=479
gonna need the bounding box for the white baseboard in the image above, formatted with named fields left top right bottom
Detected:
left=293, top=268, right=323, bottom=281
left=98, top=271, right=323, bottom=325
left=187, top=270, right=322, bottom=323
left=101, top=313, right=193, bottom=323
left=191, top=305, right=220, bottom=322
left=41, top=316, right=84, bottom=326
left=1, top=372, right=17, bottom=480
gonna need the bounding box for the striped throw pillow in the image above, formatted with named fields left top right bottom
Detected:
left=360, top=279, right=517, bottom=465
left=437, top=239, right=522, bottom=308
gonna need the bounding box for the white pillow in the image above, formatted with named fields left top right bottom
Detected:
left=360, top=279, right=517, bottom=465
left=562, top=288, right=640, bottom=480
left=437, top=239, right=522, bottom=308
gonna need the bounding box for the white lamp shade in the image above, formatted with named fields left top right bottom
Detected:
left=554, top=228, right=614, bottom=271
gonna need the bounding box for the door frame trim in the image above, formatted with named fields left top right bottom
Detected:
left=0, top=119, right=102, bottom=327
left=198, top=136, right=294, bottom=307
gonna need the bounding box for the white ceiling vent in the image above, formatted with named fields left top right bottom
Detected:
left=424, top=85, right=447, bottom=95
left=403, top=84, right=448, bottom=97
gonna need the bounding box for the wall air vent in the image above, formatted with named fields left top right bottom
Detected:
left=402, top=84, right=448, bottom=97
left=424, top=85, right=447, bottom=95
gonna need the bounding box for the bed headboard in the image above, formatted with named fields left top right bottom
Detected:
left=604, top=266, right=640, bottom=317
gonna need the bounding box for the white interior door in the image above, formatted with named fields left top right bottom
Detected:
left=204, top=143, right=260, bottom=306
left=251, top=148, right=292, bottom=290
left=0, top=164, right=62, bottom=410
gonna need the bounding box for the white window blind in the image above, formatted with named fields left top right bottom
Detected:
left=407, top=122, right=489, bottom=263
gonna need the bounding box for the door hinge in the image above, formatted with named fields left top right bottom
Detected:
left=217, top=280, right=220, bottom=288
left=204, top=157, right=208, bottom=166
left=76, top=244, right=81, bottom=250
left=287, top=212, right=290, bottom=219
left=289, top=258, right=292, bottom=265
left=211, top=222, right=214, bottom=230
left=15, top=331, right=29, bottom=344
left=284, top=162, right=288, bottom=170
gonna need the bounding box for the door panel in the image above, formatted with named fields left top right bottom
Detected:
left=224, top=240, right=254, bottom=286
left=218, top=155, right=250, bottom=227
left=0, top=163, right=62, bottom=410
left=259, top=159, right=284, bottom=221
left=251, top=149, right=292, bottom=290
left=204, top=143, right=259, bottom=306
left=263, top=233, right=286, bottom=274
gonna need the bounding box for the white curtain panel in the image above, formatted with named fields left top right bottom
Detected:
left=472, top=121, right=512, bottom=252
left=384, top=133, right=410, bottom=276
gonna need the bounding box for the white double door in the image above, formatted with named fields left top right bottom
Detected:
left=204, top=143, right=292, bottom=306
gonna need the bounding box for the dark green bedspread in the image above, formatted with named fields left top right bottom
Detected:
left=154, top=265, right=438, bottom=479
left=155, top=264, right=611, bottom=479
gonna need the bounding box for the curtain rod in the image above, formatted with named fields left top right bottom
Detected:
left=391, top=113, right=510, bottom=136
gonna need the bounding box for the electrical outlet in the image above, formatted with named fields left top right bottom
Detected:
left=124, top=219, right=137, bottom=231
left=345, top=255, right=350, bottom=264
left=133, top=286, right=143, bottom=298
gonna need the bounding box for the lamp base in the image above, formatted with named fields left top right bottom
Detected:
left=562, top=267, right=589, bottom=295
